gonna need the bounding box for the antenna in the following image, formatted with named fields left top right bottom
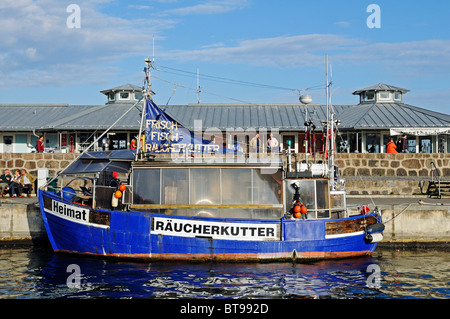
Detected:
left=330, top=63, right=333, bottom=86
left=197, top=68, right=201, bottom=104
left=152, top=35, right=155, bottom=62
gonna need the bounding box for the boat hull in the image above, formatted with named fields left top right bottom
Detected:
left=39, top=190, right=381, bottom=262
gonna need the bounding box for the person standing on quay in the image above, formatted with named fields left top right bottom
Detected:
left=397, top=133, right=408, bottom=153
left=36, top=136, right=44, bottom=153
left=250, top=133, right=261, bottom=154
left=386, top=137, right=398, bottom=153
left=267, top=134, right=279, bottom=153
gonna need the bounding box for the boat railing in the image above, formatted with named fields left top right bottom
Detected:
left=135, top=150, right=284, bottom=165
left=303, top=207, right=347, bottom=219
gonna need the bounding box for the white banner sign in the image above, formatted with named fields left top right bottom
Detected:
left=152, top=217, right=279, bottom=241
left=45, top=200, right=91, bottom=226
left=390, top=127, right=450, bottom=136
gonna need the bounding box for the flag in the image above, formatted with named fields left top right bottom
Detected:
left=143, top=99, right=238, bottom=155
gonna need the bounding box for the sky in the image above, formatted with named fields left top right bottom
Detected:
left=0, top=0, right=449, bottom=114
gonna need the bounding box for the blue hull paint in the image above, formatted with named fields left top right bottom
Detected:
left=39, top=190, right=379, bottom=262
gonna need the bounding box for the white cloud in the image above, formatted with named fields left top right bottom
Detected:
left=0, top=0, right=175, bottom=88
left=163, top=34, right=450, bottom=77
left=335, top=21, right=350, bottom=28
left=0, top=0, right=250, bottom=89
left=163, top=34, right=362, bottom=67
left=2, top=0, right=449, bottom=103
left=165, top=0, right=249, bottom=16
left=328, top=39, right=450, bottom=80
left=405, top=88, right=450, bottom=114
left=25, top=47, right=37, bottom=59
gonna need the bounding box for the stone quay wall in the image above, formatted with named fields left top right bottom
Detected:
left=335, top=153, right=450, bottom=195
left=0, top=152, right=449, bottom=196
left=0, top=152, right=77, bottom=177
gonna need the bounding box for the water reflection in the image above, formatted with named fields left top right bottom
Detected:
left=0, top=245, right=448, bottom=299
left=376, top=249, right=450, bottom=299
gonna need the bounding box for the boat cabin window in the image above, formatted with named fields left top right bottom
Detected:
left=284, top=179, right=331, bottom=219
left=315, top=180, right=330, bottom=218
left=133, top=168, right=160, bottom=204
left=253, top=169, right=283, bottom=205
left=222, top=168, right=251, bottom=204
left=190, top=168, right=221, bottom=205
left=330, top=191, right=346, bottom=211
left=132, top=167, right=282, bottom=219
left=162, top=168, right=189, bottom=204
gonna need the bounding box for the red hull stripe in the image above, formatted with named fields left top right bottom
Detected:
left=55, top=249, right=373, bottom=261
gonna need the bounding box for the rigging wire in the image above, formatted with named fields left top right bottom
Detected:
left=152, top=63, right=325, bottom=95
left=382, top=203, right=413, bottom=224
left=152, top=74, right=257, bottom=104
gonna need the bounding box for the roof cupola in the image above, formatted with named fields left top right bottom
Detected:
left=352, top=83, right=409, bottom=104
left=100, top=84, right=144, bottom=104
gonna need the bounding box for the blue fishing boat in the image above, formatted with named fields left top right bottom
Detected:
left=38, top=58, right=384, bottom=262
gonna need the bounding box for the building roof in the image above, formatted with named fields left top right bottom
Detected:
left=100, top=84, right=142, bottom=95
left=353, top=83, right=410, bottom=95
left=336, top=102, right=450, bottom=129
left=0, top=100, right=448, bottom=132
left=0, top=103, right=142, bottom=131
left=166, top=102, right=450, bottom=131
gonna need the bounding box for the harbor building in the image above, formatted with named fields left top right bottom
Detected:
left=0, top=83, right=449, bottom=154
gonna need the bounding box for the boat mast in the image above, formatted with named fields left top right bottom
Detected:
left=326, top=54, right=335, bottom=190
left=136, top=58, right=153, bottom=161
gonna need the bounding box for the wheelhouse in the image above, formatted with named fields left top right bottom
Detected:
left=52, top=149, right=350, bottom=222
left=129, top=163, right=283, bottom=220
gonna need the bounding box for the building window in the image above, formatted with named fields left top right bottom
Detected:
left=438, top=135, right=448, bottom=153
left=394, top=92, right=402, bottom=101
left=282, top=135, right=296, bottom=152
left=348, top=133, right=361, bottom=153
left=119, top=92, right=130, bottom=100
left=3, top=136, right=13, bottom=145
left=378, top=92, right=390, bottom=100
left=135, top=92, right=143, bottom=100
left=419, top=137, right=432, bottom=153
left=407, top=138, right=416, bottom=153
left=364, top=92, right=375, bottom=101
left=108, top=92, right=115, bottom=101
left=366, top=133, right=380, bottom=153
left=109, top=132, right=128, bottom=150
left=77, top=132, right=95, bottom=152
left=337, top=136, right=349, bottom=153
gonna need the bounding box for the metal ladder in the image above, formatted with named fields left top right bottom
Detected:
left=426, top=161, right=450, bottom=198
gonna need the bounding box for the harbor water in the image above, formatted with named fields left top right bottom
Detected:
left=0, top=244, right=448, bottom=299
